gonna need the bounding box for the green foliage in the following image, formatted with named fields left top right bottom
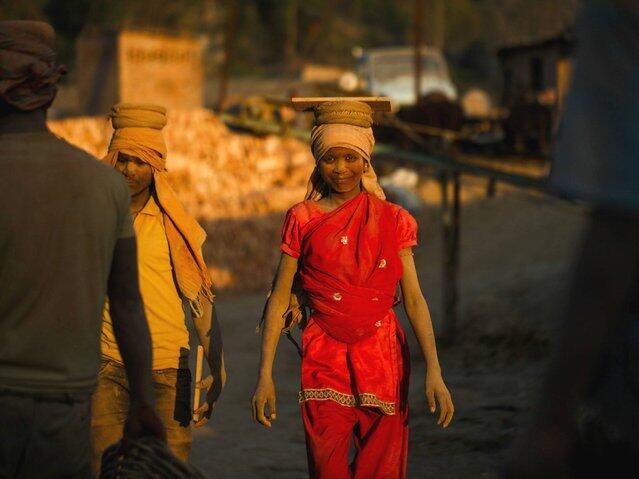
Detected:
left=1, top=0, right=578, bottom=76
left=0, top=0, right=49, bottom=20
left=443, top=0, right=483, bottom=49
left=82, top=0, right=214, bottom=31
left=354, top=0, right=412, bottom=47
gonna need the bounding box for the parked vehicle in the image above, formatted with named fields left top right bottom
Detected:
left=352, top=46, right=458, bottom=106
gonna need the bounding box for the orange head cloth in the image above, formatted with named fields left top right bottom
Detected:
left=305, top=100, right=385, bottom=201
left=103, top=103, right=214, bottom=315
left=0, top=20, right=66, bottom=111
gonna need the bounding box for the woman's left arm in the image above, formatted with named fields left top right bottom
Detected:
left=399, top=248, right=454, bottom=428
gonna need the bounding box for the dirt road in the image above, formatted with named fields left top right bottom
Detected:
left=189, top=188, right=587, bottom=478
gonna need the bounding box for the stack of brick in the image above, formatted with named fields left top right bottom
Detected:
left=49, top=109, right=314, bottom=291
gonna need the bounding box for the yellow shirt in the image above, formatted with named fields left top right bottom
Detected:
left=101, top=196, right=189, bottom=370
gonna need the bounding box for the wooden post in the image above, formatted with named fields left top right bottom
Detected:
left=556, top=57, right=573, bottom=132
left=300, top=0, right=339, bottom=60
left=217, top=0, right=238, bottom=111
left=440, top=170, right=460, bottom=345
left=432, top=0, right=445, bottom=50
left=285, top=0, right=299, bottom=73
left=486, top=177, right=497, bottom=198
left=414, top=0, right=423, bottom=105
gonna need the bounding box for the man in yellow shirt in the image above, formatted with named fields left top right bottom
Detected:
left=91, top=103, right=226, bottom=471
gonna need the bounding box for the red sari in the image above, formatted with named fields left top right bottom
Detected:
left=281, top=192, right=417, bottom=479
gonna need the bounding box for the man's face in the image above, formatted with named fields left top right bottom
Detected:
left=115, top=152, right=153, bottom=196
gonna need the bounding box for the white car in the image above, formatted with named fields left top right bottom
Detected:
left=354, top=46, right=458, bottom=106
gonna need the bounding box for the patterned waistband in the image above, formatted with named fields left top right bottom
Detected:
left=299, top=387, right=395, bottom=415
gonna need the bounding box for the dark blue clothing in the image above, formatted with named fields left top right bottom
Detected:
left=550, top=2, right=639, bottom=211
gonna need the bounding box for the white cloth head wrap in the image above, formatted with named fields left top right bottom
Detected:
left=311, top=123, right=375, bottom=162
left=305, top=101, right=385, bottom=200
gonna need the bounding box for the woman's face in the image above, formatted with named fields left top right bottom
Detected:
left=115, top=152, right=153, bottom=196
left=318, top=146, right=367, bottom=195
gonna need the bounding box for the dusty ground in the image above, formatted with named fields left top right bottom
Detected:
left=186, top=186, right=588, bottom=479
left=48, top=99, right=588, bottom=478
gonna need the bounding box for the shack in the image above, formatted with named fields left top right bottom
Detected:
left=497, top=31, right=575, bottom=110
left=76, top=29, right=207, bottom=115
left=497, top=31, right=575, bottom=155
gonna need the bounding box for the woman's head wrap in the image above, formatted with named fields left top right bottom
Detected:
left=306, top=100, right=385, bottom=200
left=0, top=21, right=66, bottom=111
left=103, top=103, right=213, bottom=314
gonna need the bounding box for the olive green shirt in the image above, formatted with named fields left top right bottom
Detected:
left=0, top=130, right=134, bottom=395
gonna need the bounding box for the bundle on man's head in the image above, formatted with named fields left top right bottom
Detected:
left=110, top=103, right=167, bottom=131
left=106, top=103, right=168, bottom=171
left=0, top=20, right=66, bottom=111
left=292, top=97, right=391, bottom=201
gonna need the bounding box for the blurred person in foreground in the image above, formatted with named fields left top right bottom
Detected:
left=91, top=103, right=226, bottom=471
left=504, top=1, right=639, bottom=477
left=0, top=21, right=164, bottom=478
left=252, top=99, right=454, bottom=478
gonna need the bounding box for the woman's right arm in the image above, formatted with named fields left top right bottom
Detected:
left=251, top=253, right=299, bottom=428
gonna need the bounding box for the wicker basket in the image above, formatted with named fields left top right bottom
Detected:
left=100, top=437, right=208, bottom=479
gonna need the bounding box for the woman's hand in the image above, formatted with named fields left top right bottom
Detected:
left=425, top=371, right=454, bottom=428
left=252, top=376, right=277, bottom=428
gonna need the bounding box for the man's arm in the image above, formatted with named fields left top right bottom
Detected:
left=192, top=299, right=226, bottom=427
left=108, top=237, right=165, bottom=441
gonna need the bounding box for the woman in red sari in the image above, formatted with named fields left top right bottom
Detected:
left=252, top=99, right=454, bottom=479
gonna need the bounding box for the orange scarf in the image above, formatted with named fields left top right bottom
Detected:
left=102, top=104, right=213, bottom=315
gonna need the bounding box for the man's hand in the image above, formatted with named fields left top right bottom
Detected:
left=123, top=401, right=166, bottom=446
left=251, top=377, right=277, bottom=428
left=425, top=371, right=455, bottom=428
left=193, top=365, right=227, bottom=428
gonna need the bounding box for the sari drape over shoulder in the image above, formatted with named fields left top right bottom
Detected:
left=281, top=192, right=417, bottom=415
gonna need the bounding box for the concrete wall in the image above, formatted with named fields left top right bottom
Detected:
left=118, top=31, right=206, bottom=109
left=75, top=30, right=206, bottom=115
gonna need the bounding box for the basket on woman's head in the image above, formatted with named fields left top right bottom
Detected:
left=292, top=96, right=391, bottom=201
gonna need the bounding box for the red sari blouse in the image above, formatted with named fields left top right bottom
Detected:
left=281, top=192, right=417, bottom=415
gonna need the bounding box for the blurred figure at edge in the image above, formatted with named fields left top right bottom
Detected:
left=504, top=1, right=639, bottom=477
left=0, top=20, right=164, bottom=478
